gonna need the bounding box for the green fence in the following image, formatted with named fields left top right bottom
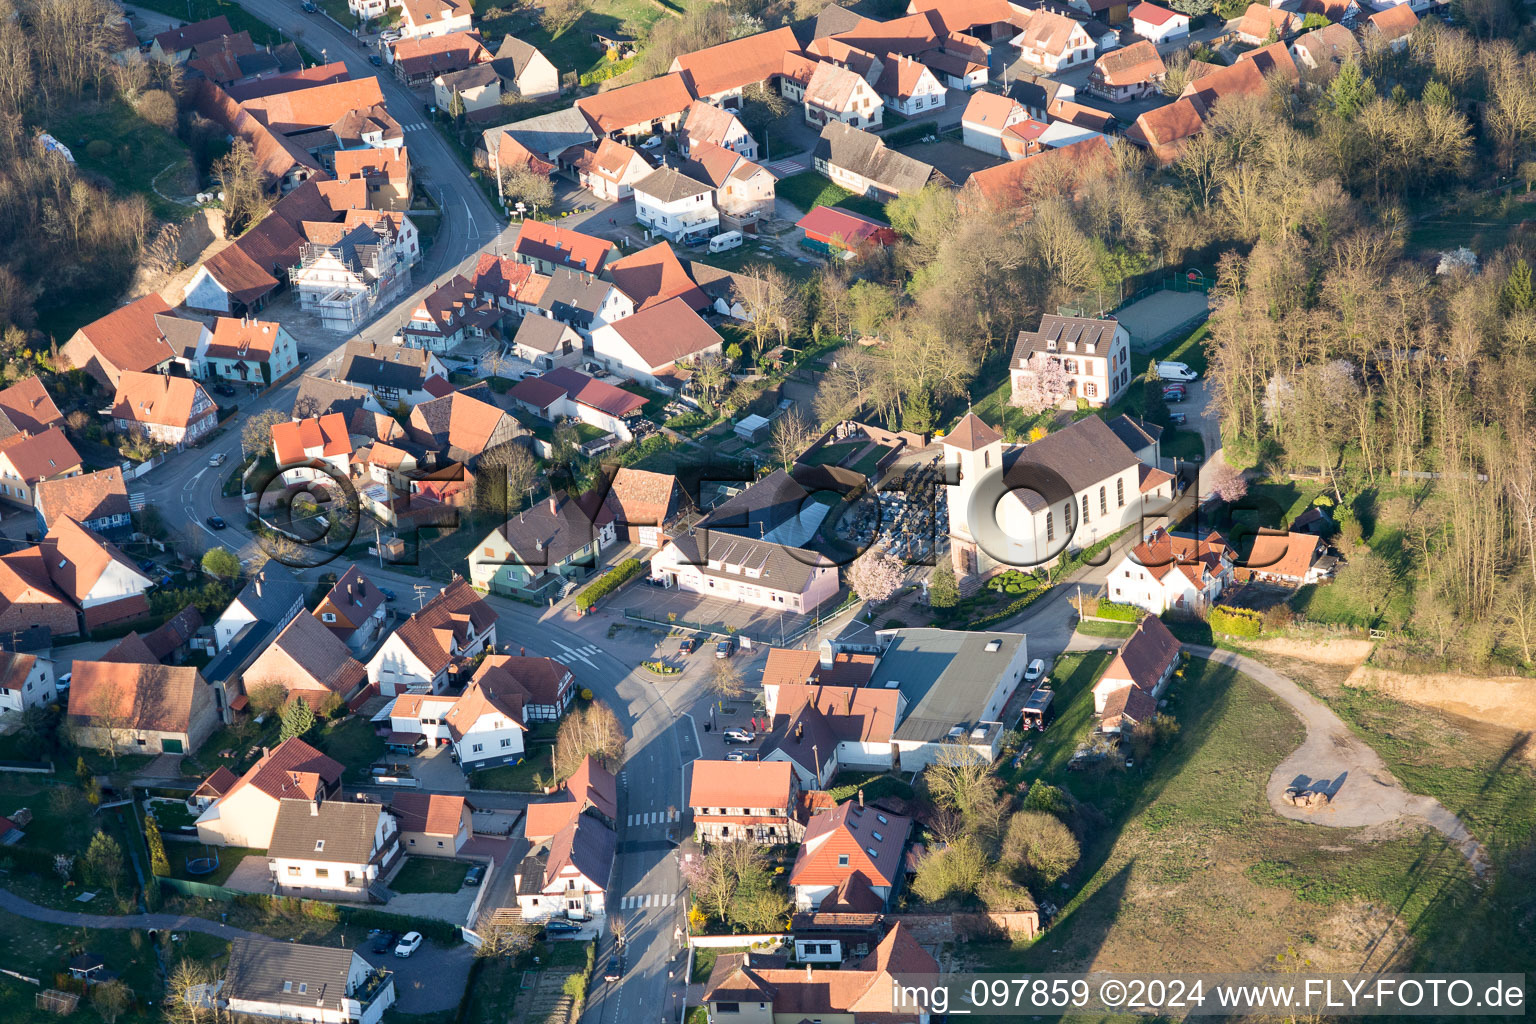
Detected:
left=159, top=877, right=237, bottom=901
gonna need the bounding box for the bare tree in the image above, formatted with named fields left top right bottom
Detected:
left=474, top=922, right=537, bottom=959
left=706, top=657, right=745, bottom=701
left=242, top=409, right=289, bottom=460
left=475, top=442, right=538, bottom=517
left=72, top=679, right=130, bottom=769
left=769, top=411, right=814, bottom=469
left=214, top=139, right=269, bottom=236
left=553, top=701, right=626, bottom=780
left=740, top=265, right=805, bottom=357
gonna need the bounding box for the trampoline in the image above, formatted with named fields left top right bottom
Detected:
left=184, top=848, right=220, bottom=876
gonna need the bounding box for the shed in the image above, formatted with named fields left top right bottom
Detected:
left=735, top=414, right=771, bottom=442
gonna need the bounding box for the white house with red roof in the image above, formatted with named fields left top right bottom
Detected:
left=391, top=792, right=472, bottom=856
left=688, top=759, right=803, bottom=844
left=566, top=138, right=650, bottom=202
left=272, top=411, right=352, bottom=480
left=204, top=316, right=300, bottom=386
left=874, top=54, right=948, bottom=116
left=1105, top=528, right=1234, bottom=615
left=507, top=367, right=647, bottom=442
left=194, top=736, right=345, bottom=847
left=1130, top=2, right=1190, bottom=42
left=509, top=220, right=614, bottom=275
left=365, top=578, right=499, bottom=695
left=961, top=90, right=1031, bottom=157
left=1092, top=614, right=1181, bottom=733
left=789, top=796, right=912, bottom=910
left=588, top=296, right=724, bottom=390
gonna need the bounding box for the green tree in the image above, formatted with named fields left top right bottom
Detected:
left=1328, top=59, right=1375, bottom=120
left=929, top=560, right=960, bottom=609
left=201, top=547, right=241, bottom=579
left=279, top=697, right=315, bottom=742
left=1300, top=11, right=1329, bottom=28
left=145, top=814, right=170, bottom=877
left=83, top=831, right=124, bottom=898
left=1503, top=258, right=1534, bottom=312
left=1423, top=79, right=1454, bottom=110
left=848, top=280, right=897, bottom=338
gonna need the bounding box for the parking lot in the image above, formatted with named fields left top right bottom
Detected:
left=357, top=934, right=475, bottom=1014
left=627, top=585, right=829, bottom=646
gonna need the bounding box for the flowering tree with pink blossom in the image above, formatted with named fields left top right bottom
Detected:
left=1209, top=462, right=1248, bottom=504
left=847, top=544, right=905, bottom=604
left=1010, top=353, right=1070, bottom=413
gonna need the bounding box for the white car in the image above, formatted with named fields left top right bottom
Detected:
left=1025, top=659, right=1046, bottom=684
left=640, top=135, right=663, bottom=150
left=208, top=453, right=227, bottom=467
left=56, top=671, right=71, bottom=691
left=722, top=727, right=754, bottom=744
left=394, top=932, right=423, bottom=958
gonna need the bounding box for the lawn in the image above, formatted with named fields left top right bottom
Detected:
left=389, top=856, right=470, bottom=894
left=52, top=98, right=195, bottom=222
left=0, top=918, right=166, bottom=1024
left=469, top=744, right=552, bottom=791
left=1074, top=619, right=1136, bottom=639
left=165, top=845, right=263, bottom=886
left=962, top=373, right=1054, bottom=442
left=801, top=441, right=861, bottom=468
left=130, top=0, right=288, bottom=47
left=144, top=798, right=198, bottom=832
left=0, top=778, right=99, bottom=858
left=776, top=171, right=887, bottom=219
left=316, top=717, right=386, bottom=778
left=825, top=771, right=913, bottom=804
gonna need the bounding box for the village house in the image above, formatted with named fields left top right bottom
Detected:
left=1106, top=412, right=1163, bottom=465
left=0, top=651, right=55, bottom=715
left=0, top=428, right=82, bottom=508
left=1290, top=22, right=1360, bottom=71
left=366, top=578, right=499, bottom=695
left=219, top=938, right=395, bottom=1024
left=633, top=166, right=719, bottom=244
left=407, top=387, right=521, bottom=466
left=195, top=737, right=344, bottom=848
left=588, top=296, right=724, bottom=389
left=511, top=315, right=583, bottom=370
left=435, top=64, right=501, bottom=114
left=483, top=108, right=596, bottom=174
left=507, top=368, right=646, bottom=444
left=390, top=792, right=472, bottom=856
left=379, top=691, right=458, bottom=750
left=1087, top=39, right=1167, bottom=101
left=214, top=571, right=308, bottom=651
left=1013, top=10, right=1095, bottom=72
left=110, top=372, right=218, bottom=450
left=1130, top=2, right=1190, bottom=41
left=44, top=515, right=155, bottom=630
left=396, top=0, right=473, bottom=39
left=689, top=760, right=802, bottom=844
left=679, top=142, right=777, bottom=222
left=511, top=222, right=614, bottom=280
left=150, top=16, right=232, bottom=62
left=1106, top=528, right=1235, bottom=614
left=334, top=147, right=412, bottom=211
left=468, top=493, right=600, bottom=598
left=606, top=241, right=710, bottom=313
left=702, top=925, right=939, bottom=1022
left=681, top=101, right=759, bottom=161
left=814, top=122, right=950, bottom=200
left=492, top=36, right=559, bottom=99
left=523, top=756, right=617, bottom=840
left=314, top=564, right=389, bottom=648
left=272, top=412, right=353, bottom=484
left=1236, top=3, right=1301, bottom=44
left=669, top=26, right=800, bottom=105
left=337, top=341, right=451, bottom=407
left=796, top=206, right=899, bottom=257
left=803, top=61, right=884, bottom=129
left=575, top=73, right=694, bottom=140
left=35, top=467, right=131, bottom=539
left=649, top=531, right=840, bottom=614
left=204, top=316, right=301, bottom=386
left=1300, top=0, right=1361, bottom=23
left=474, top=655, right=575, bottom=722
left=67, top=659, right=217, bottom=756
left=290, top=218, right=410, bottom=332
left=512, top=814, right=615, bottom=923
left=1361, top=5, right=1417, bottom=50
left=535, top=268, right=634, bottom=339
left=266, top=798, right=400, bottom=895
left=875, top=54, right=949, bottom=115
left=1011, top=313, right=1134, bottom=408
left=962, top=91, right=1031, bottom=157
left=1234, top=530, right=1335, bottom=585
left=390, top=30, right=489, bottom=87
left=400, top=274, right=502, bottom=354
left=567, top=138, right=650, bottom=202
left=582, top=466, right=690, bottom=550
left=0, top=545, right=79, bottom=637
left=944, top=412, right=1172, bottom=582
left=1092, top=614, right=1181, bottom=733
left=243, top=610, right=371, bottom=710
left=0, top=376, right=64, bottom=436
left=62, top=294, right=179, bottom=388
left=790, top=796, right=912, bottom=910
left=441, top=671, right=529, bottom=770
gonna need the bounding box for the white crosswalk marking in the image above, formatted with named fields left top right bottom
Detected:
left=625, top=810, right=680, bottom=826
left=620, top=893, right=677, bottom=909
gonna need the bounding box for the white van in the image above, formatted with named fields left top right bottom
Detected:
left=1157, top=361, right=1199, bottom=382
left=708, top=230, right=743, bottom=253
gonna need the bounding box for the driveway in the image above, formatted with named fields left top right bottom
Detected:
left=409, top=745, right=470, bottom=792
left=358, top=938, right=474, bottom=1014
left=890, top=138, right=999, bottom=185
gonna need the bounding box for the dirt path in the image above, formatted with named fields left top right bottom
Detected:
left=1062, top=634, right=1490, bottom=875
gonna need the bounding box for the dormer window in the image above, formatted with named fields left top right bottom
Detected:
left=872, top=831, right=883, bottom=841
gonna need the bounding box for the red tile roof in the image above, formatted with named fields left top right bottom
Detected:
left=391, top=791, right=467, bottom=835
left=791, top=799, right=911, bottom=888
left=67, top=295, right=178, bottom=379
left=689, top=759, right=794, bottom=811
left=0, top=376, right=63, bottom=435
left=601, top=296, right=722, bottom=370
left=606, top=241, right=709, bottom=311
left=575, top=73, right=694, bottom=135
left=795, top=205, right=897, bottom=248
left=272, top=412, right=352, bottom=465
left=511, top=220, right=613, bottom=273
left=111, top=372, right=215, bottom=430
left=0, top=427, right=81, bottom=483
left=668, top=26, right=800, bottom=98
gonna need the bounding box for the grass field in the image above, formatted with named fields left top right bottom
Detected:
left=469, top=745, right=552, bottom=791
left=318, top=717, right=387, bottom=778
left=166, top=845, right=263, bottom=886
left=53, top=99, right=195, bottom=222
left=390, top=857, right=470, bottom=894
left=975, top=650, right=1501, bottom=983
left=776, top=172, right=887, bottom=220
left=0, top=918, right=164, bottom=1024
left=1074, top=619, right=1136, bottom=639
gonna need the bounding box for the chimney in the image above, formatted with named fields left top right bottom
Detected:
left=358, top=578, right=366, bottom=600
left=548, top=495, right=559, bottom=515
left=254, top=577, right=263, bottom=599
left=818, top=638, right=834, bottom=669
left=857, top=788, right=864, bottom=810
left=794, top=722, right=804, bottom=742
left=805, top=963, right=812, bottom=981
left=310, top=797, right=321, bottom=817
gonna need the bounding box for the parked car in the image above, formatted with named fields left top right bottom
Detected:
left=1168, top=411, right=1188, bottom=425
left=465, top=864, right=486, bottom=886
left=208, top=452, right=227, bottom=467
left=213, top=383, right=237, bottom=397
left=379, top=587, right=398, bottom=602
left=543, top=919, right=582, bottom=936
left=603, top=956, right=623, bottom=982
left=1025, top=658, right=1046, bottom=683
left=301, top=0, right=317, bottom=10
left=371, top=930, right=399, bottom=954
left=722, top=727, right=754, bottom=744
left=368, top=54, right=382, bottom=66
left=1163, top=390, right=1185, bottom=403
left=394, top=932, right=423, bottom=958
left=56, top=671, right=70, bottom=692
left=715, top=638, right=734, bottom=659
left=1156, top=361, right=1199, bottom=383
left=206, top=515, right=226, bottom=530
left=640, top=135, right=663, bottom=150
left=724, top=749, right=759, bottom=762
left=678, top=637, right=700, bottom=655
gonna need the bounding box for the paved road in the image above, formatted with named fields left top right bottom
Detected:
left=0, top=887, right=271, bottom=939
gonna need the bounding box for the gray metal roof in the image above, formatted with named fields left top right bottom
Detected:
left=866, top=628, right=1025, bottom=742
left=481, top=107, right=595, bottom=161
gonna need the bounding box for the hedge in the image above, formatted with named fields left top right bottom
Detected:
left=1095, top=600, right=1144, bottom=622
left=580, top=57, right=636, bottom=87
left=1208, top=604, right=1263, bottom=638
left=575, top=558, right=643, bottom=611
